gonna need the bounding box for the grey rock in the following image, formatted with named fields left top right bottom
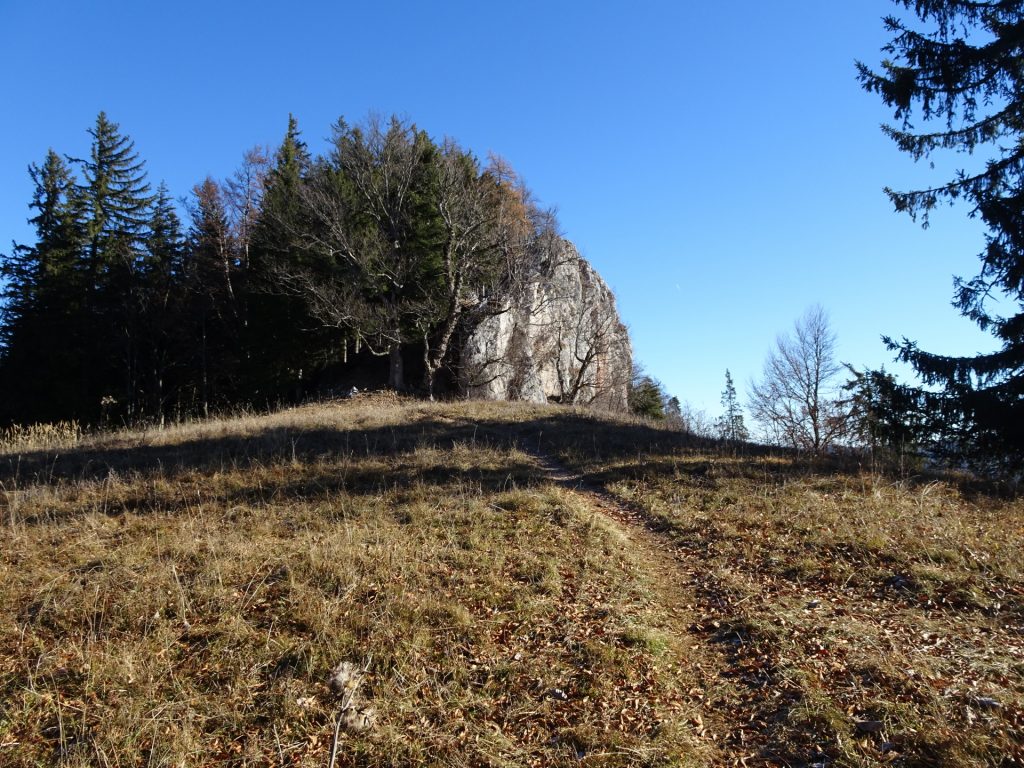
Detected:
left=461, top=239, right=631, bottom=411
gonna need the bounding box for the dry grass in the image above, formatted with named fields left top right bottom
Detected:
left=0, top=396, right=705, bottom=767
left=535, top=417, right=1024, bottom=767
left=0, top=420, right=83, bottom=453
left=1, top=396, right=1020, bottom=766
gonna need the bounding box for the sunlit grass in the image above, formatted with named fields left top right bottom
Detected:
left=0, top=396, right=707, bottom=767
left=1, top=395, right=1020, bottom=766
left=541, top=428, right=1024, bottom=766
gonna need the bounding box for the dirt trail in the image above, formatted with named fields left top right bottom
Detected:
left=521, top=447, right=748, bottom=764
left=448, top=417, right=805, bottom=764
left=522, top=445, right=814, bottom=767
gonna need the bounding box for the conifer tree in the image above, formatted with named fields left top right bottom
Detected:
left=628, top=365, right=666, bottom=420
left=145, top=184, right=186, bottom=302
left=76, top=112, right=154, bottom=290
left=247, top=115, right=322, bottom=401
left=843, top=366, right=928, bottom=466
left=185, top=178, right=242, bottom=415
left=859, top=1, right=1024, bottom=469
left=0, top=150, right=87, bottom=421
left=141, top=183, right=186, bottom=419
left=256, top=116, right=310, bottom=257
left=72, top=112, right=156, bottom=418
left=1, top=151, right=82, bottom=340
left=717, top=369, right=748, bottom=442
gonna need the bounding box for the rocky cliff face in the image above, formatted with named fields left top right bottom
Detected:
left=461, top=239, right=631, bottom=411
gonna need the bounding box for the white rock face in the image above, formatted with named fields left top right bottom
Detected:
left=461, top=239, right=631, bottom=411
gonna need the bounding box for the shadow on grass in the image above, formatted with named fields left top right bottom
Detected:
left=15, top=458, right=545, bottom=526
left=0, top=411, right=711, bottom=486
left=0, top=406, right=1004, bottom=517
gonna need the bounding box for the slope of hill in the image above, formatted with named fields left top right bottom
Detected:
left=0, top=397, right=1020, bottom=766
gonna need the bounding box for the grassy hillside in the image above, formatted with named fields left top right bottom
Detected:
left=0, top=397, right=1020, bottom=767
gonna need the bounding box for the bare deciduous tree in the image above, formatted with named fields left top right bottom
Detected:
left=223, top=146, right=270, bottom=272
left=552, top=297, right=630, bottom=408
left=748, top=305, right=848, bottom=454
left=418, top=140, right=508, bottom=397
left=675, top=400, right=715, bottom=438
left=261, top=118, right=523, bottom=394
left=329, top=115, right=433, bottom=390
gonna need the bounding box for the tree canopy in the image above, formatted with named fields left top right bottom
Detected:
left=0, top=112, right=560, bottom=425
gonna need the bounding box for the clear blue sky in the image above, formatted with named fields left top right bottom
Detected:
left=0, top=0, right=1002, bottom=418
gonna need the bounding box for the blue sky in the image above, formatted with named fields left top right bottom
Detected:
left=0, top=1, right=1002, bottom=419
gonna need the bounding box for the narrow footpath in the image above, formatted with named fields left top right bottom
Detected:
left=522, top=445, right=803, bottom=768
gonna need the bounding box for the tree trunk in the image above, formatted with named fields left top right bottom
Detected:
left=388, top=344, right=405, bottom=391
left=423, top=335, right=436, bottom=401
left=422, top=268, right=463, bottom=401
left=201, top=319, right=209, bottom=419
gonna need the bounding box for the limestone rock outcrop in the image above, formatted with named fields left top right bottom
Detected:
left=461, top=239, right=631, bottom=411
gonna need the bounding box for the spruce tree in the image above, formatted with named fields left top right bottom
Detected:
left=0, top=150, right=87, bottom=422
left=1, top=150, right=81, bottom=343
left=73, top=112, right=156, bottom=418
left=185, top=178, right=242, bottom=416
left=141, top=183, right=187, bottom=419
left=859, top=1, right=1024, bottom=470
left=247, top=115, right=322, bottom=402
left=628, top=365, right=666, bottom=420
left=717, top=369, right=748, bottom=443
left=844, top=366, right=928, bottom=466
left=77, top=112, right=154, bottom=288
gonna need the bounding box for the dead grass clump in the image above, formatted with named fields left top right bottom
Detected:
left=0, top=420, right=82, bottom=452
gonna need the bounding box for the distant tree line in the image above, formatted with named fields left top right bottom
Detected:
left=0, top=113, right=559, bottom=425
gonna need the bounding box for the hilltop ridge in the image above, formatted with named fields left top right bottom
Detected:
left=0, top=397, right=1020, bottom=766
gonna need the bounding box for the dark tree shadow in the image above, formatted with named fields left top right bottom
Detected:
left=0, top=407, right=1006, bottom=513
